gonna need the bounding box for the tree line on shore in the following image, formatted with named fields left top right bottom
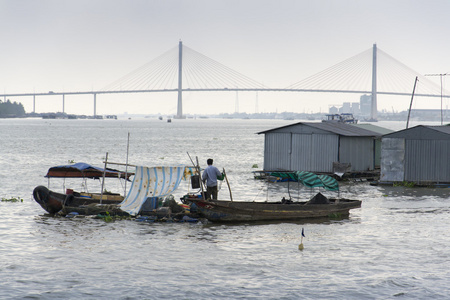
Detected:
left=0, top=100, right=26, bottom=117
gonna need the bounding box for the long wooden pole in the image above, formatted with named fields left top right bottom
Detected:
left=223, top=168, right=233, bottom=201
left=195, top=156, right=206, bottom=200
left=100, top=152, right=108, bottom=205
left=104, top=161, right=136, bottom=167
left=124, top=132, right=130, bottom=197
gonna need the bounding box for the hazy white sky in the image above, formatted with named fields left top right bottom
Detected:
left=1, top=0, right=449, bottom=115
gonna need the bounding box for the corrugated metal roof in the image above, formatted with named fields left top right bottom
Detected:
left=351, top=124, right=394, bottom=135
left=258, top=122, right=380, bottom=137
left=383, top=125, right=450, bottom=139
left=428, top=125, right=450, bottom=135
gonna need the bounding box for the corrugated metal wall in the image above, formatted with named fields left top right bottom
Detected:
left=291, top=134, right=338, bottom=172
left=262, top=124, right=379, bottom=173
left=374, top=139, right=381, bottom=168
left=339, top=136, right=375, bottom=171
left=405, top=140, right=450, bottom=182
left=264, top=132, right=339, bottom=172
left=290, top=134, right=311, bottom=170
left=263, top=133, right=291, bottom=171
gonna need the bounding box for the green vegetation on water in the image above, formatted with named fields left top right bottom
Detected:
left=393, top=181, right=416, bottom=188
left=95, top=212, right=132, bottom=223
left=2, top=197, right=24, bottom=202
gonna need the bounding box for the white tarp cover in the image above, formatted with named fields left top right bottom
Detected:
left=119, top=165, right=190, bottom=216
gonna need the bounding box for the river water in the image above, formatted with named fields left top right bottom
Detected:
left=0, top=118, right=449, bottom=299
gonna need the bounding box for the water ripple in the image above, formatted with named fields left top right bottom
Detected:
left=1, top=119, right=450, bottom=299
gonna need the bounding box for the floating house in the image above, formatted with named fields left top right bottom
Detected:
left=380, top=125, right=450, bottom=184
left=258, top=122, right=380, bottom=174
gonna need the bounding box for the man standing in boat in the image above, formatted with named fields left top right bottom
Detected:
left=202, top=158, right=223, bottom=200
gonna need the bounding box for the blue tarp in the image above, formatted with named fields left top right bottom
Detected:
left=45, top=162, right=133, bottom=179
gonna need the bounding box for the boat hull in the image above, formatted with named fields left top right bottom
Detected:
left=32, top=185, right=123, bottom=215
left=187, top=198, right=361, bottom=222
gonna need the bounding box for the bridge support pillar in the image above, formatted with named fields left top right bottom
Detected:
left=62, top=94, right=65, bottom=113
left=371, top=43, right=378, bottom=121
left=94, top=93, right=97, bottom=118
left=176, top=40, right=183, bottom=119
left=33, top=95, right=35, bottom=113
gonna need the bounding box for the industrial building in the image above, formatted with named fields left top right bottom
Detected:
left=380, top=125, right=450, bottom=184
left=258, top=122, right=380, bottom=174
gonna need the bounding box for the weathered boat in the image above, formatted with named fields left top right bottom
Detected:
left=32, top=162, right=133, bottom=215
left=323, top=113, right=358, bottom=124
left=33, top=163, right=196, bottom=219
left=33, top=185, right=126, bottom=215
left=184, top=171, right=361, bottom=222
left=185, top=194, right=361, bottom=222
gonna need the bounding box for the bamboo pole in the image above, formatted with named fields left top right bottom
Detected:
left=195, top=156, right=206, bottom=200
left=103, top=161, right=136, bottom=167
left=100, top=152, right=108, bottom=205
left=124, top=132, right=130, bottom=197
left=186, top=152, right=205, bottom=200
left=223, top=168, right=233, bottom=201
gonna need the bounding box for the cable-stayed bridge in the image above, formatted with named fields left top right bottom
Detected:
left=2, top=41, right=447, bottom=120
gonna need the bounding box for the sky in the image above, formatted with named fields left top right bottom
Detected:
left=1, top=0, right=450, bottom=116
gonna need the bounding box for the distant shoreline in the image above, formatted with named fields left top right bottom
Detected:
left=1, top=110, right=448, bottom=123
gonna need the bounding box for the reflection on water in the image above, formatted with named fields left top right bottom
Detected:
left=201, top=215, right=357, bottom=227
left=0, top=118, right=449, bottom=299
left=380, top=184, right=450, bottom=198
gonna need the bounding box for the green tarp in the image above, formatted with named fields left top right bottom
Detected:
left=270, top=171, right=339, bottom=191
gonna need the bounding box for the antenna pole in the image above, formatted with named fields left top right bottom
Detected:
left=406, top=77, right=418, bottom=129
left=425, top=73, right=448, bottom=125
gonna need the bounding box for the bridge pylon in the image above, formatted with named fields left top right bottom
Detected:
left=176, top=40, right=184, bottom=119
left=370, top=43, right=378, bottom=121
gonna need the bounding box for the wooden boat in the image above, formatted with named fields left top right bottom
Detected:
left=33, top=185, right=125, bottom=215
left=185, top=193, right=361, bottom=222
left=33, top=163, right=197, bottom=220
left=33, top=185, right=197, bottom=220
left=33, top=162, right=132, bottom=215
left=183, top=170, right=361, bottom=222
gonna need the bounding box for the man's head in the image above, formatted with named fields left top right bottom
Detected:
left=207, top=158, right=213, bottom=165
